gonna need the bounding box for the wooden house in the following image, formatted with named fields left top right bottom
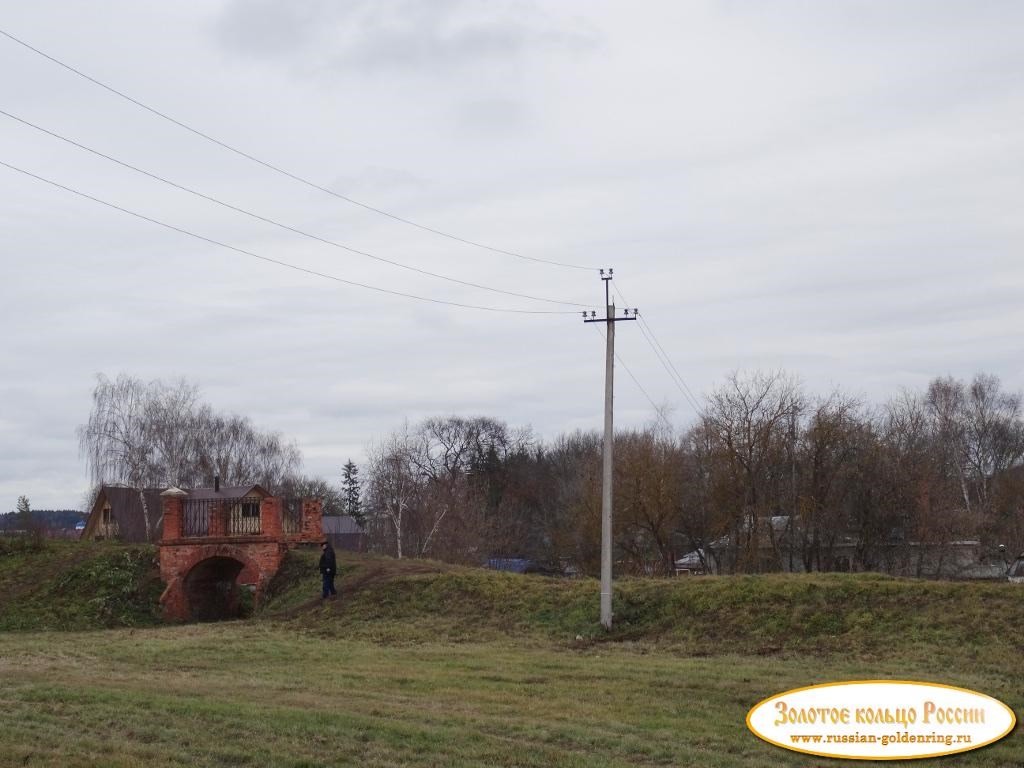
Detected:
left=81, top=482, right=271, bottom=542
left=81, top=486, right=165, bottom=542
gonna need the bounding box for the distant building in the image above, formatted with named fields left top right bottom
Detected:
left=322, top=515, right=367, bottom=552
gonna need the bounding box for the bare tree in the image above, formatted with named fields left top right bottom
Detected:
left=408, top=416, right=529, bottom=560
left=78, top=374, right=162, bottom=540
left=277, top=475, right=344, bottom=516
left=616, top=428, right=683, bottom=575
left=795, top=392, right=866, bottom=571
left=78, top=374, right=302, bottom=540
left=365, top=425, right=419, bottom=559
left=920, top=375, right=1024, bottom=560
left=699, top=370, right=804, bottom=572
left=536, top=430, right=602, bottom=573
left=678, top=421, right=727, bottom=574
left=192, top=406, right=301, bottom=489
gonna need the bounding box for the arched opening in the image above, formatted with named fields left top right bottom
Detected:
left=183, top=556, right=248, bottom=621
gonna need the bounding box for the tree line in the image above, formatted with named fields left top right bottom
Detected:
left=0, top=505, right=83, bottom=531
left=360, top=372, right=1024, bottom=577
left=75, top=370, right=1024, bottom=572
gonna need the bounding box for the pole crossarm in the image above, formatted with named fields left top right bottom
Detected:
left=583, top=313, right=637, bottom=323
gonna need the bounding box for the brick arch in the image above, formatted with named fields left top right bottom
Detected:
left=182, top=555, right=248, bottom=621
left=178, top=544, right=261, bottom=586
left=159, top=540, right=287, bottom=622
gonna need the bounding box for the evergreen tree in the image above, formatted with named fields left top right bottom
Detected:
left=16, top=495, right=31, bottom=526
left=341, top=460, right=364, bottom=525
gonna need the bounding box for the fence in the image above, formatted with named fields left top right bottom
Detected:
left=181, top=497, right=261, bottom=537
left=230, top=498, right=262, bottom=535
left=282, top=498, right=303, bottom=535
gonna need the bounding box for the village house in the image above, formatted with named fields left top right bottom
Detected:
left=80, top=486, right=164, bottom=541
left=81, top=482, right=272, bottom=542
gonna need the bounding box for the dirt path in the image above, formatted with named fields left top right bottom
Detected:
left=266, top=559, right=450, bottom=619
left=341, top=561, right=446, bottom=596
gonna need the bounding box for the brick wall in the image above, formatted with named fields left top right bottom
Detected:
left=298, top=498, right=323, bottom=544
left=158, top=493, right=325, bottom=621
left=261, top=497, right=283, bottom=538
left=161, top=495, right=182, bottom=541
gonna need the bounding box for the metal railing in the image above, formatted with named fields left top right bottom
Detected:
left=230, top=499, right=262, bottom=535
left=182, top=497, right=261, bottom=537
left=282, top=498, right=303, bottom=535
left=182, top=499, right=213, bottom=537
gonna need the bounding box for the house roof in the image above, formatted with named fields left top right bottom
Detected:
left=322, top=515, right=364, bottom=535
left=675, top=549, right=708, bottom=568
left=186, top=484, right=270, bottom=501
left=85, top=486, right=165, bottom=541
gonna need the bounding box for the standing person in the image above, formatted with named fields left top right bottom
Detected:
left=319, top=541, right=338, bottom=600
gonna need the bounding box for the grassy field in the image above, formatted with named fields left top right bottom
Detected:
left=0, top=543, right=1022, bottom=767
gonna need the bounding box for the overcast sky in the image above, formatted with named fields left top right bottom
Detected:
left=2, top=1, right=1022, bottom=510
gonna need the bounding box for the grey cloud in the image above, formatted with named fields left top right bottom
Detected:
left=328, top=165, right=431, bottom=198
left=213, top=0, right=600, bottom=72
left=455, top=98, right=529, bottom=135
left=2, top=1, right=1022, bottom=509
left=214, top=0, right=332, bottom=59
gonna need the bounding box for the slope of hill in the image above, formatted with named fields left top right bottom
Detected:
left=262, top=549, right=1024, bottom=668
left=4, top=541, right=1024, bottom=672
left=0, top=540, right=161, bottom=630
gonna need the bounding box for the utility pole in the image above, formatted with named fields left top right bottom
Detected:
left=583, top=268, right=636, bottom=629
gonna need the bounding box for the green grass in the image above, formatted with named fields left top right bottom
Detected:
left=0, top=540, right=161, bottom=631
left=265, top=550, right=1024, bottom=671
left=1, top=544, right=1022, bottom=766
left=0, top=626, right=1021, bottom=767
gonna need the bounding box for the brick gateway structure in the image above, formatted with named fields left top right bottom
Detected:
left=158, top=487, right=323, bottom=621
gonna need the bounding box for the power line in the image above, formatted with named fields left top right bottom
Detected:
left=636, top=321, right=702, bottom=414
left=0, top=27, right=598, bottom=272
left=0, top=108, right=595, bottom=310
left=637, top=316, right=702, bottom=409
left=612, top=282, right=703, bottom=413
left=0, top=25, right=707, bottom=394
left=0, top=32, right=707, bottom=362
left=0, top=158, right=583, bottom=315
left=589, top=323, right=673, bottom=431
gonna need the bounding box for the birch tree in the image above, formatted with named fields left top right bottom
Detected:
left=78, top=374, right=302, bottom=540
left=78, top=374, right=161, bottom=541
left=365, top=427, right=418, bottom=559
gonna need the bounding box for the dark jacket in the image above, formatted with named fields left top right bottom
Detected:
left=319, top=545, right=337, bottom=576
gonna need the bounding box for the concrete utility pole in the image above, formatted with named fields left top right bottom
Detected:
left=583, top=269, right=636, bottom=629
